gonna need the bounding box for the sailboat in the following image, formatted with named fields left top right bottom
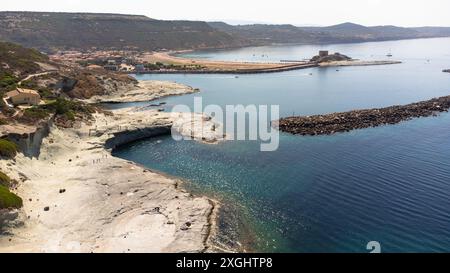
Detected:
left=386, top=50, right=393, bottom=57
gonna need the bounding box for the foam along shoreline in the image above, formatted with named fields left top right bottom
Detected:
left=0, top=108, right=227, bottom=253
left=277, top=95, right=450, bottom=136
left=84, top=80, right=199, bottom=103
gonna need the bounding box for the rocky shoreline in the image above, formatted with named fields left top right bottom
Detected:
left=0, top=106, right=227, bottom=253
left=277, top=95, right=450, bottom=136
left=84, top=80, right=199, bottom=103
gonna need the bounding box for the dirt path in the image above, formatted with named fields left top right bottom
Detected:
left=18, top=71, right=56, bottom=85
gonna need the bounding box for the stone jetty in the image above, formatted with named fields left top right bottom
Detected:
left=277, top=95, right=450, bottom=136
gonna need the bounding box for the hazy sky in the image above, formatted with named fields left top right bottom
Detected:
left=2, top=0, right=450, bottom=27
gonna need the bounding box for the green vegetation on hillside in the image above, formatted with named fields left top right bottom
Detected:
left=0, top=171, right=22, bottom=209
left=19, top=79, right=54, bottom=99
left=0, top=72, right=19, bottom=92
left=0, top=171, right=11, bottom=187
left=47, top=98, right=95, bottom=116
left=0, top=41, right=48, bottom=79
left=0, top=185, right=23, bottom=209
left=0, top=41, right=50, bottom=112
left=0, top=139, right=18, bottom=158
left=22, top=107, right=51, bottom=121
left=20, top=98, right=96, bottom=125
left=0, top=12, right=247, bottom=52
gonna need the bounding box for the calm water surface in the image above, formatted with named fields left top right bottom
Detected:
left=113, top=38, right=450, bottom=252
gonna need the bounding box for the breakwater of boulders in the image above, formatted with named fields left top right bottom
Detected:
left=277, top=95, right=450, bottom=136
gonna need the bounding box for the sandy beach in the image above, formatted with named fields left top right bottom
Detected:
left=139, top=51, right=315, bottom=73
left=0, top=106, right=226, bottom=253
left=141, top=52, right=288, bottom=70
left=137, top=52, right=401, bottom=74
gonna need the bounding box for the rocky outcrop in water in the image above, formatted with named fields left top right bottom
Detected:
left=278, top=95, right=450, bottom=136
left=311, top=52, right=352, bottom=63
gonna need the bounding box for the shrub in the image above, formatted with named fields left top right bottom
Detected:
left=38, top=87, right=54, bottom=99
left=0, top=139, right=18, bottom=158
left=18, top=98, right=95, bottom=127
left=0, top=171, right=10, bottom=187
left=23, top=107, right=51, bottom=120
left=0, top=72, right=19, bottom=92
left=0, top=185, right=23, bottom=209
left=46, top=98, right=95, bottom=116
left=63, top=111, right=75, bottom=121
left=54, top=98, right=71, bottom=115
left=19, top=79, right=38, bottom=89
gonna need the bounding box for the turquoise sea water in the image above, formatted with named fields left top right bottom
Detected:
left=112, top=38, right=450, bottom=252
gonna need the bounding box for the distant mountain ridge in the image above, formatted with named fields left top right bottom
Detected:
left=0, top=11, right=249, bottom=52
left=209, top=21, right=450, bottom=44
left=1, top=12, right=450, bottom=52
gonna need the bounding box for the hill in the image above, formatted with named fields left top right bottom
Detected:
left=0, top=42, right=49, bottom=76
left=302, top=22, right=424, bottom=41
left=210, top=22, right=450, bottom=45
left=0, top=41, right=137, bottom=106
left=0, top=41, right=53, bottom=93
left=0, top=12, right=248, bottom=52
left=2, top=12, right=450, bottom=52
left=413, top=27, right=450, bottom=37
left=208, top=22, right=318, bottom=44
